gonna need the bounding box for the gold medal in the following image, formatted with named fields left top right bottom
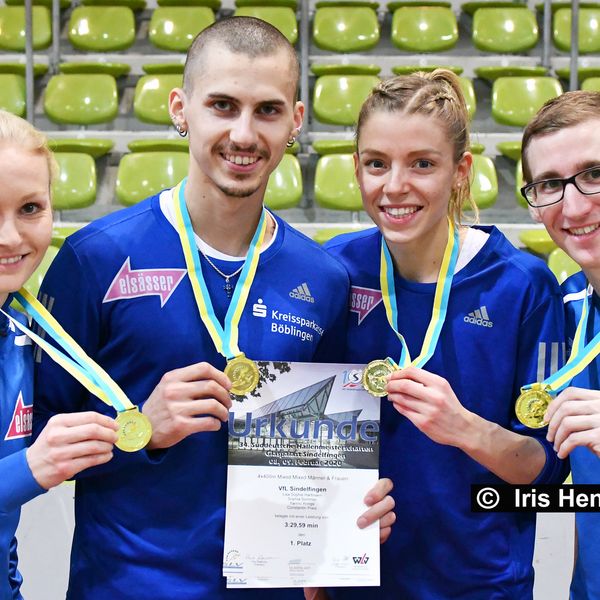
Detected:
left=115, top=407, right=153, bottom=452
left=225, top=353, right=260, bottom=396
left=362, top=359, right=396, bottom=397
left=515, top=385, right=553, bottom=429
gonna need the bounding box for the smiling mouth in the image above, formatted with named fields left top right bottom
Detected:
left=223, top=154, right=260, bottom=166
left=381, top=206, right=421, bottom=217
left=568, top=224, right=600, bottom=236
left=0, top=255, right=24, bottom=265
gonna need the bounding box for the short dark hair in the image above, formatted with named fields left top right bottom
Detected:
left=183, top=16, right=299, bottom=97
left=522, top=91, right=600, bottom=182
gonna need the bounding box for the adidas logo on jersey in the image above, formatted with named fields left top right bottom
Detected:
left=289, top=283, right=315, bottom=303
left=464, top=306, right=493, bottom=328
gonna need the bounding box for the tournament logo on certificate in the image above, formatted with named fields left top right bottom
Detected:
left=223, top=362, right=380, bottom=589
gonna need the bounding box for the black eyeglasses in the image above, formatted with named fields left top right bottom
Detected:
left=521, top=165, right=600, bottom=208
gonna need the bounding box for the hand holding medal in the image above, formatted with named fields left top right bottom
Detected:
left=516, top=284, right=600, bottom=429
left=362, top=219, right=459, bottom=397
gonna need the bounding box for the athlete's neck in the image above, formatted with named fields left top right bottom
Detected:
left=387, top=221, right=466, bottom=283
left=0, top=292, right=8, bottom=308
left=183, top=174, right=274, bottom=256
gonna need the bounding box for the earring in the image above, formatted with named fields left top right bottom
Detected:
left=286, top=137, right=296, bottom=148
left=174, top=122, right=188, bottom=138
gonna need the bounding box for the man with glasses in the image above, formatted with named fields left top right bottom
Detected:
left=521, top=90, right=600, bottom=599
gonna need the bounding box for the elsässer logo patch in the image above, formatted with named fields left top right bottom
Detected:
left=350, top=286, right=382, bottom=325
left=5, top=392, right=32, bottom=440
left=103, top=258, right=186, bottom=308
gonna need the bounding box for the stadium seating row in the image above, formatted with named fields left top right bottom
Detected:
left=5, top=66, right=596, bottom=128
left=2, top=3, right=600, bottom=54
left=49, top=143, right=510, bottom=214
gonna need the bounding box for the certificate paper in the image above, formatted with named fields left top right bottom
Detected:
left=223, top=362, right=380, bottom=588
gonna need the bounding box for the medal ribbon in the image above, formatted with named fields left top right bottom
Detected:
left=172, top=178, right=267, bottom=360
left=523, top=284, right=600, bottom=395
left=380, top=218, right=459, bottom=369
left=8, top=288, right=135, bottom=413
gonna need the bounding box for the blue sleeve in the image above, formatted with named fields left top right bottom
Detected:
left=33, top=241, right=165, bottom=476
left=512, top=273, right=570, bottom=484
left=8, top=536, right=22, bottom=599
left=0, top=448, right=44, bottom=516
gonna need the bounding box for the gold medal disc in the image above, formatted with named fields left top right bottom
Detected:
left=362, top=359, right=396, bottom=397
left=115, top=408, right=153, bottom=452
left=225, top=354, right=260, bottom=396
left=515, top=388, right=553, bottom=429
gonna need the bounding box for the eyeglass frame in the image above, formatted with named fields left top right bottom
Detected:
left=520, top=164, right=600, bottom=208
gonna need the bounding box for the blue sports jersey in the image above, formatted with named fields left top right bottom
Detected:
left=325, top=226, right=568, bottom=600
left=562, top=272, right=600, bottom=600
left=0, top=302, right=45, bottom=600
left=33, top=193, right=348, bottom=600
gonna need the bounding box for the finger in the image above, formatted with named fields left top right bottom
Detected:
left=183, top=415, right=224, bottom=435
left=48, top=411, right=119, bottom=431
left=379, top=510, right=396, bottom=530
left=389, top=366, right=445, bottom=388
left=184, top=398, right=231, bottom=422
left=185, top=379, right=233, bottom=409
left=553, top=414, right=600, bottom=453
left=44, top=422, right=120, bottom=447
left=386, top=378, right=434, bottom=403
left=380, top=526, right=392, bottom=544
left=162, top=362, right=232, bottom=390
left=61, top=452, right=115, bottom=477
left=548, top=401, right=600, bottom=444
left=364, top=477, right=393, bottom=505
left=556, top=430, right=600, bottom=459
left=357, top=495, right=395, bottom=529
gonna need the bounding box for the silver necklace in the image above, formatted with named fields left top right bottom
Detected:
left=200, top=251, right=244, bottom=298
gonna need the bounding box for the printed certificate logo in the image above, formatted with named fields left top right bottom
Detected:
left=352, top=554, right=370, bottom=565
left=341, top=369, right=363, bottom=390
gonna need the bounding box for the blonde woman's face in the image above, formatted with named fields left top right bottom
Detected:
left=355, top=111, right=470, bottom=252
left=0, top=144, right=52, bottom=300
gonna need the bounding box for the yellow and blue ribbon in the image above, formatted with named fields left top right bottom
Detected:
left=380, top=218, right=459, bottom=369
left=523, top=284, right=600, bottom=395
left=172, top=178, right=267, bottom=360
left=8, top=288, right=134, bottom=413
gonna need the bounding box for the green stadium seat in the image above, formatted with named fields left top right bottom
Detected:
left=469, top=154, right=497, bottom=209
left=68, top=6, right=135, bottom=52
left=264, top=154, right=302, bottom=210
left=496, top=140, right=521, bottom=161
left=391, top=6, right=458, bottom=52
left=312, top=73, right=380, bottom=126
left=461, top=1, right=521, bottom=16
left=470, top=142, right=485, bottom=154
left=556, top=67, right=600, bottom=82
left=149, top=7, right=215, bottom=52
left=582, top=77, right=600, bottom=92
left=474, top=65, right=548, bottom=81
left=116, top=152, right=188, bottom=206
left=519, top=229, right=557, bottom=255
left=51, top=225, right=82, bottom=248
left=49, top=139, right=114, bottom=158
left=392, top=65, right=463, bottom=75
left=6, top=0, right=70, bottom=6
left=491, top=77, right=562, bottom=127
left=312, top=2, right=380, bottom=53
left=0, top=6, right=51, bottom=51
left=158, top=0, right=220, bottom=6
left=460, top=77, right=476, bottom=120
left=515, top=158, right=527, bottom=208
left=554, top=8, right=600, bottom=53
left=141, top=63, right=183, bottom=75
left=52, top=153, right=97, bottom=211
left=472, top=7, right=538, bottom=53
left=313, top=227, right=365, bottom=245
left=312, top=140, right=355, bottom=155
left=0, top=63, right=48, bottom=76
left=236, top=0, right=296, bottom=6
left=59, top=62, right=131, bottom=77
left=548, top=248, right=580, bottom=284
left=0, top=74, right=25, bottom=117
left=314, top=154, right=363, bottom=211
left=311, top=64, right=380, bottom=76
left=44, top=74, right=118, bottom=125
left=127, top=139, right=189, bottom=152
left=134, top=74, right=182, bottom=125
left=22, top=245, right=58, bottom=297
left=82, top=0, right=146, bottom=10
left=234, top=6, right=297, bottom=44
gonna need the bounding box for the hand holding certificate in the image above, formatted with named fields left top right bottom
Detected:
left=223, top=362, right=381, bottom=589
